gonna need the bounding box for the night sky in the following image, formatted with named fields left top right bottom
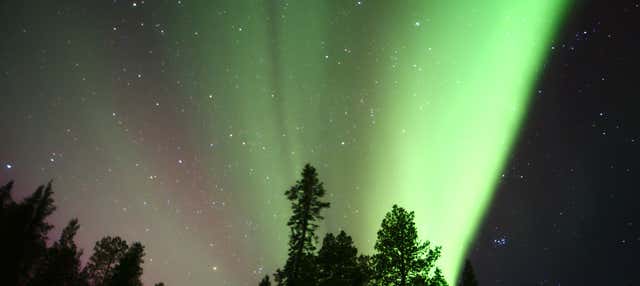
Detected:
left=1, top=0, right=638, bottom=285
left=471, top=1, right=640, bottom=285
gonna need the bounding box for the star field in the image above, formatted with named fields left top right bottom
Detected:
left=469, top=1, right=640, bottom=284
left=1, top=0, right=638, bottom=285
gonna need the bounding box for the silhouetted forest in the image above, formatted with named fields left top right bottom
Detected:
left=261, top=164, right=478, bottom=286
left=0, top=181, right=163, bottom=286
left=0, top=164, right=478, bottom=286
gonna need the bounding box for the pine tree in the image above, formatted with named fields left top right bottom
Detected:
left=83, top=236, right=129, bottom=286
left=0, top=181, right=56, bottom=286
left=458, top=260, right=478, bottom=286
left=259, top=275, right=271, bottom=286
left=30, top=218, right=84, bottom=286
left=372, top=205, right=441, bottom=286
left=317, top=231, right=369, bottom=286
left=275, top=164, right=330, bottom=286
left=105, top=242, right=145, bottom=286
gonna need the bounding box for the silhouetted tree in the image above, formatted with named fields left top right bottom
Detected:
left=354, top=255, right=374, bottom=286
left=275, top=164, right=330, bottom=285
left=30, top=219, right=84, bottom=286
left=0, top=180, right=15, bottom=212
left=411, top=275, right=429, bottom=286
left=372, top=205, right=441, bottom=286
left=429, top=268, right=448, bottom=286
left=410, top=268, right=448, bottom=286
left=105, top=242, right=145, bottom=286
left=0, top=181, right=56, bottom=286
left=153, top=283, right=165, bottom=286
left=259, top=275, right=271, bottom=286
left=458, top=260, right=477, bottom=286
left=1, top=181, right=159, bottom=286
left=317, top=231, right=369, bottom=286
left=83, top=236, right=129, bottom=286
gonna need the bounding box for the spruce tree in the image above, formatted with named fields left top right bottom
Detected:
left=372, top=205, right=441, bottom=286
left=275, top=164, right=330, bottom=286
left=459, top=260, right=478, bottom=286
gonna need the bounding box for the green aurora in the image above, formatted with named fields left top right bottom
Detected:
left=168, top=0, right=569, bottom=283
left=0, top=0, right=573, bottom=284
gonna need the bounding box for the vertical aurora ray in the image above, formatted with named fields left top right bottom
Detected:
left=172, top=0, right=568, bottom=283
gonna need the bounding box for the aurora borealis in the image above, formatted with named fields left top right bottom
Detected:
left=0, top=0, right=573, bottom=285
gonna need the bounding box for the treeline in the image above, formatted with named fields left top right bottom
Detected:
left=259, top=164, right=478, bottom=286
left=0, top=164, right=478, bottom=286
left=0, top=181, right=164, bottom=286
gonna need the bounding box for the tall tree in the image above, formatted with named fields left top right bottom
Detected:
left=258, top=275, right=271, bottom=286
left=458, top=260, right=478, bottom=286
left=275, top=164, right=330, bottom=286
left=105, top=242, right=145, bottom=286
left=83, top=236, right=129, bottom=286
left=372, top=205, right=441, bottom=286
left=0, top=181, right=56, bottom=286
left=317, top=231, right=369, bottom=286
left=30, top=218, right=85, bottom=286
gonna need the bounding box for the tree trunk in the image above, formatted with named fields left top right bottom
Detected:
left=291, top=191, right=312, bottom=285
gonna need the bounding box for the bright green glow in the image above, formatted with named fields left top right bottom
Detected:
left=363, top=1, right=569, bottom=281
left=173, top=0, right=568, bottom=284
